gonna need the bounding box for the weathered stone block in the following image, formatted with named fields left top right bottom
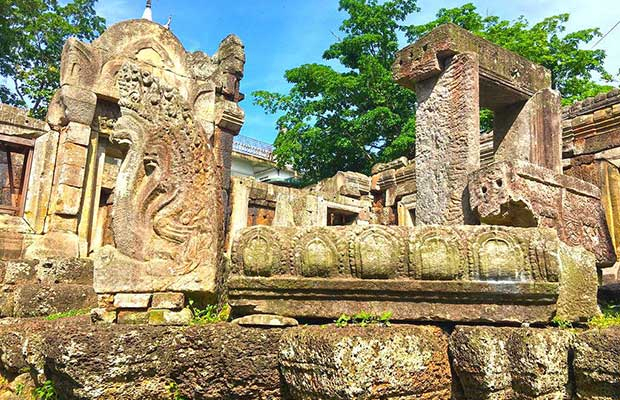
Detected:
left=414, top=52, right=480, bottom=225
left=117, top=310, right=149, bottom=325
left=60, top=141, right=88, bottom=167
left=24, top=231, right=80, bottom=259
left=494, top=88, right=563, bottom=174
left=90, top=307, right=117, bottom=324
left=450, top=326, right=573, bottom=399
left=63, top=121, right=91, bottom=146
left=113, top=293, right=151, bottom=308
left=468, top=160, right=616, bottom=267
left=393, top=23, right=551, bottom=104
left=573, top=327, right=620, bottom=399
left=2, top=259, right=37, bottom=284
left=232, top=314, right=298, bottom=327
left=0, top=318, right=283, bottom=399
left=46, top=85, right=97, bottom=126
left=151, top=292, right=185, bottom=310
left=56, top=162, right=86, bottom=188
left=35, top=257, right=93, bottom=284
left=12, top=284, right=96, bottom=318
left=148, top=308, right=192, bottom=325
left=280, top=325, right=451, bottom=399
left=54, top=183, right=82, bottom=216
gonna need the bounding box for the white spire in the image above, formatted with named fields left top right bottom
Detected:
left=164, top=15, right=172, bottom=30
left=141, top=0, right=152, bottom=21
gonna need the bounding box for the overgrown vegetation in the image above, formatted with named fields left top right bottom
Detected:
left=187, top=300, right=230, bottom=325
left=33, top=380, right=57, bottom=400
left=167, top=382, right=188, bottom=400
left=588, top=304, right=620, bottom=329
left=45, top=308, right=90, bottom=321
left=0, top=0, right=106, bottom=118
left=335, top=311, right=392, bottom=327
left=254, top=0, right=617, bottom=183
left=551, top=316, right=574, bottom=330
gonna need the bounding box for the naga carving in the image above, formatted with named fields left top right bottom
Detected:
left=105, top=62, right=221, bottom=278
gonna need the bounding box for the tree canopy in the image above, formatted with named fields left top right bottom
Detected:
left=0, top=0, right=106, bottom=119
left=254, top=0, right=617, bottom=184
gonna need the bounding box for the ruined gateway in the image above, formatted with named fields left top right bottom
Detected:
left=0, top=17, right=619, bottom=400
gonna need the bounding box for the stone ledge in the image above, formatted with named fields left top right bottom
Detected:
left=0, top=318, right=617, bottom=400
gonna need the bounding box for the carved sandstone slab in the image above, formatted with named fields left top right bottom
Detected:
left=468, top=160, right=616, bottom=267
left=228, top=225, right=598, bottom=323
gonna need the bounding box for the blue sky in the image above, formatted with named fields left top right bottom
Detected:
left=95, top=0, right=620, bottom=144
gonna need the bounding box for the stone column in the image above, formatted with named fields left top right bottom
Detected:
left=25, top=85, right=97, bottom=258
left=494, top=88, right=563, bottom=174
left=414, top=53, right=480, bottom=225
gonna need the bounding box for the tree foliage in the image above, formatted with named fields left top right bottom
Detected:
left=254, top=0, right=419, bottom=183
left=0, top=0, right=106, bottom=119
left=257, top=1, right=616, bottom=183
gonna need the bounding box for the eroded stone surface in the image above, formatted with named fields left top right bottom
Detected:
left=280, top=325, right=451, bottom=399
left=413, top=52, right=480, bottom=225
left=468, top=160, right=616, bottom=267
left=573, top=327, right=620, bottom=399
left=0, top=317, right=284, bottom=400
left=450, top=326, right=573, bottom=399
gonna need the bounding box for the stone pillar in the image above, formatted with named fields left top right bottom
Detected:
left=494, top=88, right=563, bottom=173
left=414, top=53, right=480, bottom=225
left=25, top=85, right=97, bottom=259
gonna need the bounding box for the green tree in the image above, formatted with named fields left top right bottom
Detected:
left=256, top=1, right=616, bottom=183
left=407, top=3, right=615, bottom=104
left=0, top=0, right=106, bottom=119
left=254, top=0, right=419, bottom=183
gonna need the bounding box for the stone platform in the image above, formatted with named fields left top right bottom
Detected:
left=0, top=317, right=618, bottom=399
left=229, top=225, right=598, bottom=323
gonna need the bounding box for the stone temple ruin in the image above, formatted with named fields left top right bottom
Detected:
left=0, top=18, right=619, bottom=400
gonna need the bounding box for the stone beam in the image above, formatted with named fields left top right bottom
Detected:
left=393, top=23, right=551, bottom=109
left=229, top=225, right=598, bottom=324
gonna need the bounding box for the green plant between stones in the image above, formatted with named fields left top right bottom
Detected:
left=33, top=380, right=57, bottom=400
left=187, top=300, right=230, bottom=325
left=167, top=382, right=188, bottom=400
left=335, top=311, right=392, bottom=327
left=588, top=304, right=620, bottom=329
left=551, top=316, right=574, bottom=329
left=45, top=309, right=90, bottom=321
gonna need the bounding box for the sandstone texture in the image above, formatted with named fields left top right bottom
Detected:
left=0, top=258, right=95, bottom=318
left=280, top=325, right=451, bottom=399
left=0, top=318, right=618, bottom=400
left=0, top=317, right=285, bottom=400
left=229, top=225, right=598, bottom=324
left=450, top=326, right=574, bottom=399
left=573, top=327, right=620, bottom=399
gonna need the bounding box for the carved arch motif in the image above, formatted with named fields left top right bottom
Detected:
left=291, top=228, right=343, bottom=278
left=470, top=230, right=527, bottom=281
left=349, top=226, right=407, bottom=279
left=231, top=226, right=284, bottom=277
left=409, top=227, right=466, bottom=280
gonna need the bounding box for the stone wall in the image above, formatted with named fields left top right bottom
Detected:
left=0, top=317, right=617, bottom=400
left=0, top=258, right=95, bottom=318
